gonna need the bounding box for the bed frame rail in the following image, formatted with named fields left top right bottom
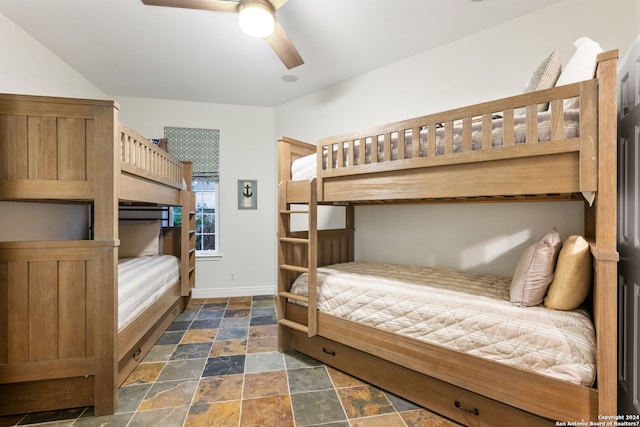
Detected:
left=120, top=125, right=184, bottom=190
left=316, top=78, right=598, bottom=202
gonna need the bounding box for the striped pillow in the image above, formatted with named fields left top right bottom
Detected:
left=510, top=228, right=562, bottom=307
left=515, top=49, right=562, bottom=115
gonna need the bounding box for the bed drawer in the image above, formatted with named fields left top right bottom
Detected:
left=117, top=295, right=185, bottom=385
left=288, top=329, right=555, bottom=427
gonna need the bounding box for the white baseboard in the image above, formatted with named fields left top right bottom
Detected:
left=191, top=284, right=275, bottom=299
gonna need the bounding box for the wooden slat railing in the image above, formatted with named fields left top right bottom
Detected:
left=317, top=80, right=595, bottom=179
left=119, top=125, right=184, bottom=189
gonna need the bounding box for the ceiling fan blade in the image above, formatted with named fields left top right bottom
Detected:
left=268, top=0, right=288, bottom=10
left=141, top=0, right=239, bottom=13
left=265, top=19, right=303, bottom=69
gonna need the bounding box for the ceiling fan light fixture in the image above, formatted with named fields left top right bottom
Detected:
left=238, top=1, right=275, bottom=38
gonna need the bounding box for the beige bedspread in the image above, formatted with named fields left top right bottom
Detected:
left=289, top=261, right=596, bottom=387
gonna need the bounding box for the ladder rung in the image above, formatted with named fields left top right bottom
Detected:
left=280, top=210, right=310, bottom=214
left=279, top=319, right=309, bottom=333
left=279, top=237, right=309, bottom=244
left=279, top=264, right=309, bottom=273
left=278, top=291, right=309, bottom=303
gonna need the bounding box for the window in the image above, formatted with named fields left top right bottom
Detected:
left=193, top=180, right=218, bottom=254
left=165, top=126, right=220, bottom=256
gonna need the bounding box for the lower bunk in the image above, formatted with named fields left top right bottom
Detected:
left=278, top=245, right=608, bottom=426
left=0, top=226, right=187, bottom=416
left=117, top=251, right=185, bottom=386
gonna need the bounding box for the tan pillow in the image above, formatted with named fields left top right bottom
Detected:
left=510, top=228, right=562, bottom=307
left=118, top=220, right=161, bottom=258
left=544, top=235, right=592, bottom=310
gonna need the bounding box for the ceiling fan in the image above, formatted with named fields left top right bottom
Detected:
left=141, top=0, right=304, bottom=69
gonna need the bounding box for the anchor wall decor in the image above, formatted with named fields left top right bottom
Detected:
left=238, top=179, right=257, bottom=210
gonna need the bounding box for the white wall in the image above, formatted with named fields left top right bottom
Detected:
left=0, top=10, right=108, bottom=241
left=275, top=0, right=640, bottom=277
left=354, top=202, right=584, bottom=277
left=0, top=12, right=108, bottom=98
left=116, top=97, right=276, bottom=297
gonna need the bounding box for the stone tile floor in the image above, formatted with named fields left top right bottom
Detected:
left=0, top=296, right=460, bottom=427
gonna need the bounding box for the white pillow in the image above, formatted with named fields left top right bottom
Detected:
left=555, top=37, right=603, bottom=109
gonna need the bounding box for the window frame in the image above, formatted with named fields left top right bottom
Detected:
left=172, top=180, right=219, bottom=257
left=192, top=180, right=219, bottom=257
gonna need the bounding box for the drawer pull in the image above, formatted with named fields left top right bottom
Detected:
left=322, top=347, right=336, bottom=356
left=133, top=348, right=142, bottom=361
left=455, top=400, right=479, bottom=416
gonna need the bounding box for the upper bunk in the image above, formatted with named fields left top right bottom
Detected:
left=279, top=49, right=618, bottom=207
left=0, top=93, right=189, bottom=207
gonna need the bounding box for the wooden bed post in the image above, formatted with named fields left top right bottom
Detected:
left=592, top=49, right=620, bottom=418
left=91, top=101, right=120, bottom=415
left=278, top=138, right=293, bottom=182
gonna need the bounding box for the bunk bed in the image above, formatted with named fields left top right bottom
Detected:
left=0, top=94, right=196, bottom=416
left=277, top=49, right=619, bottom=426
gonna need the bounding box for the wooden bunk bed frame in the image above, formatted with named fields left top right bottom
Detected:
left=0, top=94, right=196, bottom=416
left=277, top=50, right=619, bottom=426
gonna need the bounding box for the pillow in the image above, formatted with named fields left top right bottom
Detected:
left=510, top=228, right=562, bottom=307
left=118, top=220, right=161, bottom=258
left=515, top=49, right=562, bottom=116
left=555, top=37, right=603, bottom=110
left=544, top=235, right=592, bottom=310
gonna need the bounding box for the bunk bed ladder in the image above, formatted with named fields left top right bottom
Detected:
left=181, top=162, right=196, bottom=296
left=277, top=178, right=318, bottom=338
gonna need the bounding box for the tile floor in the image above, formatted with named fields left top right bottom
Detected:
left=0, top=296, right=460, bottom=427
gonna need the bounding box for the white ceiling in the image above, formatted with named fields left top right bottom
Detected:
left=0, top=0, right=563, bottom=107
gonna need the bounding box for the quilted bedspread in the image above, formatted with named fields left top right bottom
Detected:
left=289, top=262, right=596, bottom=387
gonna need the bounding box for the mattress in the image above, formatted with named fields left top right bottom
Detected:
left=118, top=255, right=180, bottom=330
left=291, top=110, right=580, bottom=181
left=289, top=261, right=596, bottom=387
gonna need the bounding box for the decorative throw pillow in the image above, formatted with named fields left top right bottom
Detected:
left=544, top=235, right=592, bottom=310
left=510, top=228, right=562, bottom=307
left=555, top=37, right=603, bottom=110
left=118, top=220, right=161, bottom=258
left=515, top=49, right=562, bottom=116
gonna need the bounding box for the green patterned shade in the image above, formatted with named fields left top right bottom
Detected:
left=164, top=127, right=219, bottom=181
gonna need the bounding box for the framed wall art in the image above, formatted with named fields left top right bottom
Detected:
left=238, top=179, right=257, bottom=209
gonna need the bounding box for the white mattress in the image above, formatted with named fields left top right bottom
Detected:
left=291, top=110, right=580, bottom=181
left=289, top=261, right=596, bottom=387
left=118, top=255, right=180, bottom=330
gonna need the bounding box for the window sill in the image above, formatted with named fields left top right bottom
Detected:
left=196, top=254, right=222, bottom=261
